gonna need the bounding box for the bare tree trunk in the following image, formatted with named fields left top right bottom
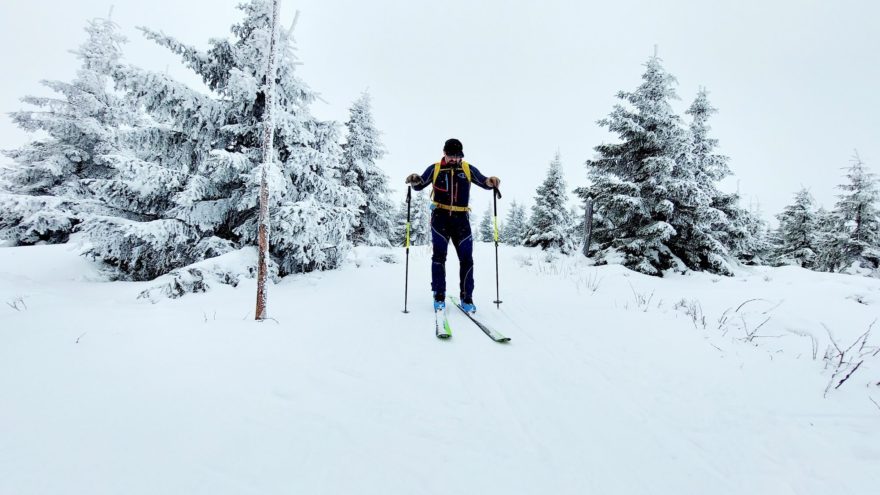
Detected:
left=582, top=197, right=593, bottom=257
left=256, top=0, right=281, bottom=321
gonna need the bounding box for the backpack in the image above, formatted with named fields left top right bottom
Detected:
left=430, top=161, right=473, bottom=212
left=431, top=161, right=472, bottom=185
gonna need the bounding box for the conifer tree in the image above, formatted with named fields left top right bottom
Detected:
left=342, top=91, right=395, bottom=247
left=409, top=191, right=431, bottom=246
left=501, top=200, right=527, bottom=246
left=772, top=188, right=818, bottom=267
left=0, top=16, right=132, bottom=245
left=578, top=57, right=689, bottom=274
left=81, top=0, right=363, bottom=280
left=675, top=88, right=733, bottom=274
left=568, top=203, right=584, bottom=250
left=524, top=152, right=574, bottom=253
left=686, top=89, right=732, bottom=185
left=710, top=192, right=766, bottom=265
left=745, top=202, right=773, bottom=265
left=478, top=202, right=494, bottom=242
left=823, top=153, right=880, bottom=272
left=579, top=58, right=745, bottom=275
left=814, top=206, right=840, bottom=271
left=394, top=190, right=431, bottom=247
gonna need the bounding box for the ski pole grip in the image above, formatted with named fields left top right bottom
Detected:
left=493, top=187, right=502, bottom=199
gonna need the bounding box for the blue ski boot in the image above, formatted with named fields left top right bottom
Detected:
left=460, top=296, right=477, bottom=314
left=433, top=292, right=446, bottom=311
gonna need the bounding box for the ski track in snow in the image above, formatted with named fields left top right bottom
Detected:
left=1, top=243, right=879, bottom=494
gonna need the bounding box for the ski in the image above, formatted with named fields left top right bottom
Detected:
left=450, top=297, right=511, bottom=343
left=435, top=304, right=452, bottom=339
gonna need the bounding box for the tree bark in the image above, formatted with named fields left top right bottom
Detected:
left=256, top=0, right=280, bottom=321
left=582, top=197, right=594, bottom=257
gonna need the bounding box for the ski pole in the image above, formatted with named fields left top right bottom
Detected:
left=403, top=186, right=412, bottom=314
left=492, top=187, right=503, bottom=308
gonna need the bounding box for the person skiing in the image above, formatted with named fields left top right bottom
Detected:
left=405, top=138, right=501, bottom=313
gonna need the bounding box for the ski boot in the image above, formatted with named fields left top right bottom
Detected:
left=433, top=292, right=446, bottom=311
left=460, top=295, right=477, bottom=314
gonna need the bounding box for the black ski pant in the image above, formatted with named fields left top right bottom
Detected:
left=430, top=209, right=474, bottom=299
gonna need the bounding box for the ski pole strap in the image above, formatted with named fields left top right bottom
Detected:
left=493, top=216, right=499, bottom=242
left=405, top=222, right=411, bottom=248
left=432, top=202, right=471, bottom=212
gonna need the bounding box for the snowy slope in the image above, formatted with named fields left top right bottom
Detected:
left=1, top=243, right=878, bottom=495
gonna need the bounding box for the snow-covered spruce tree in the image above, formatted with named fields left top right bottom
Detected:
left=0, top=17, right=133, bottom=245
left=813, top=206, right=840, bottom=271
left=341, top=91, right=395, bottom=247
left=478, top=202, right=494, bottom=242
left=710, top=192, right=767, bottom=265
left=578, top=59, right=739, bottom=275
left=577, top=57, right=691, bottom=275
left=82, top=0, right=364, bottom=280
left=501, top=199, right=527, bottom=246
left=772, top=188, right=818, bottom=267
left=395, top=189, right=431, bottom=247
left=524, top=152, right=575, bottom=253
left=823, top=153, right=880, bottom=273
left=567, top=203, right=584, bottom=250
left=409, top=190, right=431, bottom=246
left=675, top=88, right=734, bottom=274
left=690, top=92, right=771, bottom=269
left=686, top=89, right=732, bottom=185
left=747, top=203, right=773, bottom=264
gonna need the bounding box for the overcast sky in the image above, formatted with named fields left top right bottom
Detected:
left=1, top=0, right=878, bottom=221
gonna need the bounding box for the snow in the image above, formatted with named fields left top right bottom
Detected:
left=1, top=243, right=879, bottom=494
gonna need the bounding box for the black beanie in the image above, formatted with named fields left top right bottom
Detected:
left=443, top=138, right=464, bottom=158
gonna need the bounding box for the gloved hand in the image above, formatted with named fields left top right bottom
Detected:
left=486, top=176, right=501, bottom=188
left=405, top=173, right=422, bottom=185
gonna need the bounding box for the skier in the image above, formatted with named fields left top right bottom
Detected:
left=405, top=138, right=501, bottom=313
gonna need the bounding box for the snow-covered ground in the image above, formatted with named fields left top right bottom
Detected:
left=1, top=243, right=878, bottom=495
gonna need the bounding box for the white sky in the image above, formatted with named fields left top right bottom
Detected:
left=2, top=0, right=878, bottom=221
